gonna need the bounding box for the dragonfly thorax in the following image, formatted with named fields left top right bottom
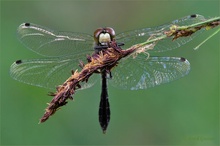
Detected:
left=94, top=27, right=115, bottom=46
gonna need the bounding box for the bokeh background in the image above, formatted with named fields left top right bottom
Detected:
left=1, top=0, right=219, bottom=145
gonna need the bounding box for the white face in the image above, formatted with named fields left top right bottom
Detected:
left=99, top=33, right=111, bottom=45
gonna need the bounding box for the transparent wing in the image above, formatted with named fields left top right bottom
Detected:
left=110, top=55, right=190, bottom=90
left=10, top=57, right=99, bottom=90
left=116, top=14, right=206, bottom=52
left=17, top=23, right=94, bottom=57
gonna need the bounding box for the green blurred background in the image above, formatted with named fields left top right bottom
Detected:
left=1, top=0, right=219, bottom=145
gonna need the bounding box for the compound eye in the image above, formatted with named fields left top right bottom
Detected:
left=105, top=27, right=115, bottom=39
left=94, top=28, right=103, bottom=45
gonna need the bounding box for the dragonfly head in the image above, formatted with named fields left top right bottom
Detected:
left=94, top=27, right=115, bottom=46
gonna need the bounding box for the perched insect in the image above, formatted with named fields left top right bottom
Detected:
left=10, top=14, right=220, bottom=133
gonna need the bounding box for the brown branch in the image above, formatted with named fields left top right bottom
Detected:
left=39, top=40, right=135, bottom=123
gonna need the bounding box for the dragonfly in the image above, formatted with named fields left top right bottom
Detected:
left=10, top=14, right=220, bottom=133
